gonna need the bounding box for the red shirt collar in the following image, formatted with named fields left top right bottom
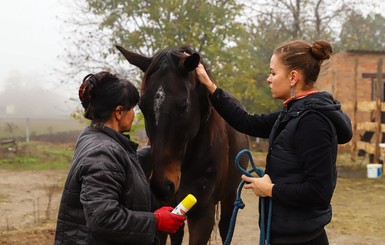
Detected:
left=283, top=90, right=318, bottom=105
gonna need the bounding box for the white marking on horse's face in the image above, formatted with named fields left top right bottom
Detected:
left=154, top=85, right=165, bottom=126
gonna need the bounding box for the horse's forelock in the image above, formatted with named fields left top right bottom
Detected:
left=141, top=49, right=197, bottom=93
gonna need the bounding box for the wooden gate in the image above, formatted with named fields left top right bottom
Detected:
left=349, top=57, right=384, bottom=163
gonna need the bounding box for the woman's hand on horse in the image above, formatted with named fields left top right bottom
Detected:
left=196, top=64, right=217, bottom=94
left=242, top=174, right=274, bottom=197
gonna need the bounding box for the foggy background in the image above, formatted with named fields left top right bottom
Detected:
left=0, top=0, right=384, bottom=139
left=0, top=0, right=78, bottom=120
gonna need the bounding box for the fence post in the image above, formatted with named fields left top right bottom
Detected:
left=374, top=58, right=383, bottom=163
left=351, top=57, right=358, bottom=162
left=26, top=118, right=30, bottom=142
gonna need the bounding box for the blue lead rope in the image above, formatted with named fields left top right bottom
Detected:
left=224, top=149, right=272, bottom=245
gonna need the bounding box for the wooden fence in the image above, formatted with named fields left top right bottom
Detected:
left=348, top=57, right=384, bottom=163
left=346, top=101, right=385, bottom=162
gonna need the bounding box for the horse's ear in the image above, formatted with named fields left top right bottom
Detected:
left=183, top=53, right=200, bottom=72
left=115, top=45, right=152, bottom=72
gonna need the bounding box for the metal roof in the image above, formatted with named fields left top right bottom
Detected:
left=345, top=49, right=385, bottom=54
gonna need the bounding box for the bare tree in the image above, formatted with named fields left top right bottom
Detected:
left=241, top=0, right=373, bottom=41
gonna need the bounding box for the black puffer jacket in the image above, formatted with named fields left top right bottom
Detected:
left=209, top=88, right=352, bottom=242
left=55, top=125, right=157, bottom=245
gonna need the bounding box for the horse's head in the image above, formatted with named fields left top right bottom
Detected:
left=117, top=45, right=211, bottom=202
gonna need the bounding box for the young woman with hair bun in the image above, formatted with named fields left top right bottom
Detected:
left=196, top=40, right=352, bottom=245
left=55, top=71, right=185, bottom=244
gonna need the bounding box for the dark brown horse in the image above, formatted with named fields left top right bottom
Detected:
left=117, top=45, right=249, bottom=245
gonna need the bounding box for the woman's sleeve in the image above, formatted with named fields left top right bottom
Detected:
left=79, top=149, right=157, bottom=244
left=210, top=88, right=279, bottom=138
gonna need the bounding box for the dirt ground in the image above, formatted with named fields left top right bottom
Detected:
left=0, top=168, right=384, bottom=245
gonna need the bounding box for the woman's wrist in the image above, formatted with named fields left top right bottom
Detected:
left=206, top=82, right=217, bottom=95
left=268, top=184, right=274, bottom=197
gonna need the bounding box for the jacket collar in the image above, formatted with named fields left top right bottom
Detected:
left=91, top=123, right=139, bottom=153
left=281, top=91, right=352, bottom=144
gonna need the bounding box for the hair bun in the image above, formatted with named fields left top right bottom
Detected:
left=79, top=74, right=96, bottom=109
left=311, top=40, right=333, bottom=61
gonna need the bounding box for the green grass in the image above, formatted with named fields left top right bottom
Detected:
left=0, top=194, right=9, bottom=204
left=0, top=141, right=74, bottom=170
left=0, top=141, right=362, bottom=171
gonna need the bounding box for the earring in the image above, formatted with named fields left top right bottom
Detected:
left=290, top=83, right=295, bottom=98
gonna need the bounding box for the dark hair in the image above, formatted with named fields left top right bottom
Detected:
left=78, top=71, right=139, bottom=122
left=273, top=40, right=333, bottom=86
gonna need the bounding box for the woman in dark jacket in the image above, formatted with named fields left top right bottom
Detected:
left=196, top=40, right=352, bottom=244
left=55, top=72, right=185, bottom=245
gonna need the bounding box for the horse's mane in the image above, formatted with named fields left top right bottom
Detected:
left=141, top=46, right=214, bottom=93
left=141, top=48, right=183, bottom=93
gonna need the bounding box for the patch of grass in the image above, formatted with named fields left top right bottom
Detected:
left=0, top=141, right=73, bottom=170
left=336, top=152, right=365, bottom=166
left=0, top=194, right=9, bottom=203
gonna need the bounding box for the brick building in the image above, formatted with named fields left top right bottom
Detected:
left=317, top=50, right=385, bottom=122
left=316, top=50, right=385, bottom=159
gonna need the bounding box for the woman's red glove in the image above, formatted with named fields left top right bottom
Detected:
left=154, top=206, right=186, bottom=233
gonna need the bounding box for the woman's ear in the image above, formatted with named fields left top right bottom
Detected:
left=290, top=70, right=300, bottom=86
left=114, top=105, right=124, bottom=119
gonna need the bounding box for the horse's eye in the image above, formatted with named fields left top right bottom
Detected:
left=176, top=99, right=189, bottom=113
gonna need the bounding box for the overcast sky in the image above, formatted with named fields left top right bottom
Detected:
left=0, top=0, right=384, bottom=97
left=0, top=0, right=79, bottom=116
left=0, top=0, right=72, bottom=93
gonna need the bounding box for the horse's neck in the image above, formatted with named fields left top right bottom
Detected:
left=195, top=106, right=226, bottom=148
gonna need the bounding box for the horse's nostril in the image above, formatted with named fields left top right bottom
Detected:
left=166, top=180, right=175, bottom=194
left=150, top=178, right=176, bottom=202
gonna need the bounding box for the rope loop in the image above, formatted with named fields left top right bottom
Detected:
left=234, top=199, right=245, bottom=209
left=224, top=149, right=272, bottom=245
